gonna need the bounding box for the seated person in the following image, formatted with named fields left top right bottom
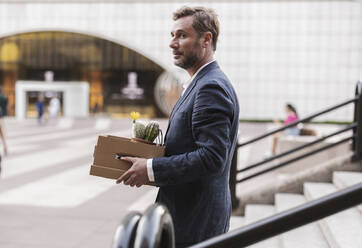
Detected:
left=270, top=103, right=300, bottom=156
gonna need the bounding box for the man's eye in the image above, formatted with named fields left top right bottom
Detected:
left=180, top=34, right=186, bottom=38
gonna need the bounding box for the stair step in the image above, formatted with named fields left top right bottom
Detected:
left=275, top=193, right=329, bottom=248
left=333, top=171, right=362, bottom=213
left=245, top=204, right=276, bottom=224
left=229, top=216, right=245, bottom=231
left=275, top=193, right=306, bottom=212
left=333, top=171, right=362, bottom=188
left=304, top=182, right=362, bottom=248
left=244, top=204, right=280, bottom=248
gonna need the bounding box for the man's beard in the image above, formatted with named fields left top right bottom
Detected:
left=176, top=54, right=198, bottom=69
left=175, top=41, right=201, bottom=69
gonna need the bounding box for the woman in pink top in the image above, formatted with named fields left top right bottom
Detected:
left=270, top=103, right=300, bottom=155
left=284, top=104, right=300, bottom=136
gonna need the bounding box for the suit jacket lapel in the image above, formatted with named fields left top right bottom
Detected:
left=169, top=61, right=218, bottom=121
left=164, top=61, right=219, bottom=143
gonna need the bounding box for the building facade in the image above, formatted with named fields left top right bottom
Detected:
left=0, top=0, right=361, bottom=121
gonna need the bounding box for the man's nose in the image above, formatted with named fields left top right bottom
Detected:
left=169, top=39, right=178, bottom=49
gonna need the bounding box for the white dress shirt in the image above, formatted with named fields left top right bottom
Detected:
left=146, top=59, right=216, bottom=182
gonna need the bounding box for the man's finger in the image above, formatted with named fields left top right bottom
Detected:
left=124, top=174, right=135, bottom=185
left=121, top=156, right=136, bottom=163
left=130, top=180, right=137, bottom=187
left=116, top=170, right=131, bottom=184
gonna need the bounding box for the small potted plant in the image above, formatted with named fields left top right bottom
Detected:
left=130, top=111, right=163, bottom=146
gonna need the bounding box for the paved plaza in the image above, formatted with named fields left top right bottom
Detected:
left=0, top=117, right=341, bottom=247
left=0, top=117, right=166, bottom=248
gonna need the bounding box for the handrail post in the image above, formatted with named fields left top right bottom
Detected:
left=353, top=82, right=362, bottom=161
left=111, top=211, right=142, bottom=248
left=134, top=204, right=175, bottom=248
left=230, top=144, right=239, bottom=210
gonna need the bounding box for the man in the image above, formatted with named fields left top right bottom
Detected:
left=0, top=87, right=8, bottom=156
left=116, top=6, right=239, bottom=247
left=0, top=87, right=8, bottom=175
left=48, top=93, right=60, bottom=118
left=36, top=94, right=45, bottom=125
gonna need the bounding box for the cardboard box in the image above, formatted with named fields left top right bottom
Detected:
left=89, top=135, right=165, bottom=186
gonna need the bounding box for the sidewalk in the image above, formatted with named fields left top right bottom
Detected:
left=0, top=117, right=161, bottom=248
left=2, top=117, right=338, bottom=247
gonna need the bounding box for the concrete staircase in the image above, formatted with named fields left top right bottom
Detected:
left=236, top=139, right=361, bottom=211
left=230, top=170, right=362, bottom=247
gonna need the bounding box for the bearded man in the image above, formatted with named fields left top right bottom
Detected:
left=117, top=6, right=240, bottom=247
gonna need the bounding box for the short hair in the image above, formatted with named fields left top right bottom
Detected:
left=173, top=6, right=220, bottom=51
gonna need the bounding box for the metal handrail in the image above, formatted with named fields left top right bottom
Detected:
left=237, top=135, right=355, bottom=183
left=238, top=96, right=358, bottom=148
left=352, top=81, right=362, bottom=161
left=117, top=84, right=362, bottom=248
left=134, top=204, right=175, bottom=248
left=230, top=82, right=362, bottom=209
left=237, top=123, right=357, bottom=173
left=111, top=211, right=142, bottom=248
left=190, top=182, right=362, bottom=248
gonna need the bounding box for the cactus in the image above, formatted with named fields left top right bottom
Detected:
left=144, top=121, right=160, bottom=142
left=132, top=122, right=146, bottom=139
left=129, top=112, right=162, bottom=144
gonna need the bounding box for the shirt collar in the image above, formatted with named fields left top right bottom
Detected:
left=182, top=59, right=216, bottom=91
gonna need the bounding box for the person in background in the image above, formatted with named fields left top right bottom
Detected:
left=0, top=87, right=8, bottom=158
left=35, top=94, right=45, bottom=125
left=48, top=93, right=60, bottom=119
left=270, top=103, right=300, bottom=156
left=92, top=102, right=99, bottom=115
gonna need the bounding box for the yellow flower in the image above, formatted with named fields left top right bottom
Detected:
left=130, top=111, right=140, bottom=123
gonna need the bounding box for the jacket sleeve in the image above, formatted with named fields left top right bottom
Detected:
left=152, top=81, right=235, bottom=186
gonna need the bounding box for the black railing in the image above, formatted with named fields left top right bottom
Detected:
left=115, top=83, right=362, bottom=248
left=114, top=182, right=362, bottom=248
left=190, top=182, right=362, bottom=248
left=238, top=96, right=359, bottom=147
left=111, top=212, right=142, bottom=248
left=238, top=135, right=355, bottom=183
left=237, top=123, right=357, bottom=174
left=112, top=204, right=175, bottom=248
left=353, top=82, right=362, bottom=161
left=230, top=82, right=362, bottom=208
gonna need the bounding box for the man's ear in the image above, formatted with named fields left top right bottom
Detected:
left=202, top=32, right=213, bottom=48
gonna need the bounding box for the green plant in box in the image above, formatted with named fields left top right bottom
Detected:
left=144, top=121, right=160, bottom=142
left=130, top=111, right=146, bottom=139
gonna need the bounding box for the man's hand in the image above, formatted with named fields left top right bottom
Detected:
left=116, top=157, right=148, bottom=187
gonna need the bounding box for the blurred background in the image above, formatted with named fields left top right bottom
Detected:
left=0, top=1, right=361, bottom=247
left=0, top=0, right=360, bottom=122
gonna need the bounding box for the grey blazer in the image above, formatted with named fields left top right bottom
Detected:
left=152, top=61, right=240, bottom=246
